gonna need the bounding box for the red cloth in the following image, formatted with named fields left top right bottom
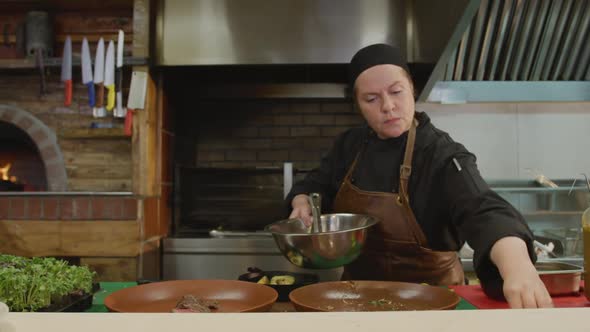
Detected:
left=450, top=282, right=589, bottom=309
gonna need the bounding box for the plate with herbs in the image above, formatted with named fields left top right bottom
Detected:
left=289, top=280, right=460, bottom=312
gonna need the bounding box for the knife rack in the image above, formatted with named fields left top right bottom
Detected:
left=0, top=57, right=148, bottom=69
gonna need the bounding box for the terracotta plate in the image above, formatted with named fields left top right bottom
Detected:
left=289, top=280, right=460, bottom=312
left=104, top=280, right=278, bottom=313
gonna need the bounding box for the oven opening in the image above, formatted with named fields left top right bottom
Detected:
left=0, top=121, right=47, bottom=192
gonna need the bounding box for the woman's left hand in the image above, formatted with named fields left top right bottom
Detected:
left=490, top=237, right=554, bottom=308
left=500, top=261, right=553, bottom=308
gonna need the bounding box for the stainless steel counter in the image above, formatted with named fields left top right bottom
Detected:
left=163, top=236, right=584, bottom=281
left=162, top=237, right=343, bottom=281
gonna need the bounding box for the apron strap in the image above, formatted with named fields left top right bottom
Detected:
left=343, top=153, right=360, bottom=182
left=345, top=119, right=419, bottom=201
left=342, top=118, right=428, bottom=246
left=399, top=118, right=418, bottom=202
left=342, top=128, right=371, bottom=183
left=398, top=118, right=429, bottom=246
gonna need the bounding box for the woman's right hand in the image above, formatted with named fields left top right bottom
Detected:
left=289, top=194, right=312, bottom=227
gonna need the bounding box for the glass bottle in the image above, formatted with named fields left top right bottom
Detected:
left=583, top=206, right=590, bottom=300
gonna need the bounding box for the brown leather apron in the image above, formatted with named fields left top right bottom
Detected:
left=333, top=119, right=464, bottom=286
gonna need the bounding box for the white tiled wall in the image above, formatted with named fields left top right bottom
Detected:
left=516, top=103, right=590, bottom=179
left=417, top=102, right=590, bottom=180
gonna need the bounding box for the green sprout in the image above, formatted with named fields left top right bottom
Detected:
left=0, top=255, right=95, bottom=311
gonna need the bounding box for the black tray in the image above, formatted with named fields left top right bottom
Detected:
left=37, top=283, right=100, bottom=312
left=238, top=271, right=318, bottom=302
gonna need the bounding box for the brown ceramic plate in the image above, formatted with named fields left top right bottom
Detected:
left=289, top=280, right=460, bottom=312
left=104, top=280, right=278, bottom=313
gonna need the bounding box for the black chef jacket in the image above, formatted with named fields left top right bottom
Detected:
left=286, top=111, right=536, bottom=291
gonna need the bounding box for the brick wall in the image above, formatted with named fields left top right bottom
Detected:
left=191, top=100, right=365, bottom=169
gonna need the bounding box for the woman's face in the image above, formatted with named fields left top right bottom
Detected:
left=354, top=64, right=415, bottom=139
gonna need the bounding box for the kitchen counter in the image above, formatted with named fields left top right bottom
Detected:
left=2, top=283, right=588, bottom=332
left=4, top=308, right=589, bottom=332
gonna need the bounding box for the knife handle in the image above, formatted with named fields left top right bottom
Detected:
left=95, top=83, right=104, bottom=108
left=124, top=109, right=133, bottom=136
left=115, top=67, right=123, bottom=116
left=85, top=82, right=95, bottom=107
left=64, top=80, right=72, bottom=106
left=106, top=84, right=115, bottom=111
left=116, top=91, right=124, bottom=117
left=115, top=67, right=122, bottom=93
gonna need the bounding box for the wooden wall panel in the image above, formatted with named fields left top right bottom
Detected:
left=0, top=1, right=133, bottom=58
left=80, top=257, right=138, bottom=282
left=0, top=220, right=140, bottom=257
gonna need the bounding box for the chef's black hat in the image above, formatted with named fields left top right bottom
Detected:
left=349, top=44, right=410, bottom=90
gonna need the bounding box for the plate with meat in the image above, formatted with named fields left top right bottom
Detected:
left=289, top=281, right=460, bottom=312
left=104, top=280, right=278, bottom=313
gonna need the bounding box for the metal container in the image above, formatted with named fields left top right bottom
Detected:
left=265, top=213, right=379, bottom=269
left=25, top=11, right=53, bottom=57
left=535, top=261, right=583, bottom=296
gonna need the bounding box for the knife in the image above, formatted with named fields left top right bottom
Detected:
left=114, top=29, right=126, bottom=118
left=81, top=37, right=95, bottom=108
left=104, top=40, right=115, bottom=111
left=125, top=71, right=148, bottom=136
left=60, top=36, right=72, bottom=106
left=93, top=38, right=106, bottom=117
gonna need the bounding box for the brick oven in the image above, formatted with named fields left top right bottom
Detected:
left=0, top=0, right=159, bottom=282
left=0, top=102, right=135, bottom=221
left=0, top=104, right=66, bottom=191
left=0, top=73, right=146, bottom=279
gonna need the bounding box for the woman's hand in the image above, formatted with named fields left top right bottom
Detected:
left=490, top=237, right=553, bottom=308
left=289, top=194, right=312, bottom=226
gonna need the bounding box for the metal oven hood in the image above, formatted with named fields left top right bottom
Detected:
left=156, top=0, right=589, bottom=102
left=155, top=0, right=469, bottom=65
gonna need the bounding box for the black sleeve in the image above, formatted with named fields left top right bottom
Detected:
left=284, top=132, right=350, bottom=216
left=441, top=151, right=536, bottom=295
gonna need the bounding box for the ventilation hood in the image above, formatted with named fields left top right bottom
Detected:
left=420, top=0, right=590, bottom=103
left=155, top=0, right=468, bottom=65
left=156, top=0, right=590, bottom=102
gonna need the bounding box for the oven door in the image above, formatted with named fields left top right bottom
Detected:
left=172, top=165, right=292, bottom=236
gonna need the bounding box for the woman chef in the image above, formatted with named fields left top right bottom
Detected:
left=285, top=44, right=552, bottom=309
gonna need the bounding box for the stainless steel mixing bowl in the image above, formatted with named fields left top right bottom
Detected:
left=265, top=213, right=379, bottom=269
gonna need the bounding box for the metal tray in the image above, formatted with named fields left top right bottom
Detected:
left=535, top=261, right=583, bottom=296
left=37, top=283, right=100, bottom=312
